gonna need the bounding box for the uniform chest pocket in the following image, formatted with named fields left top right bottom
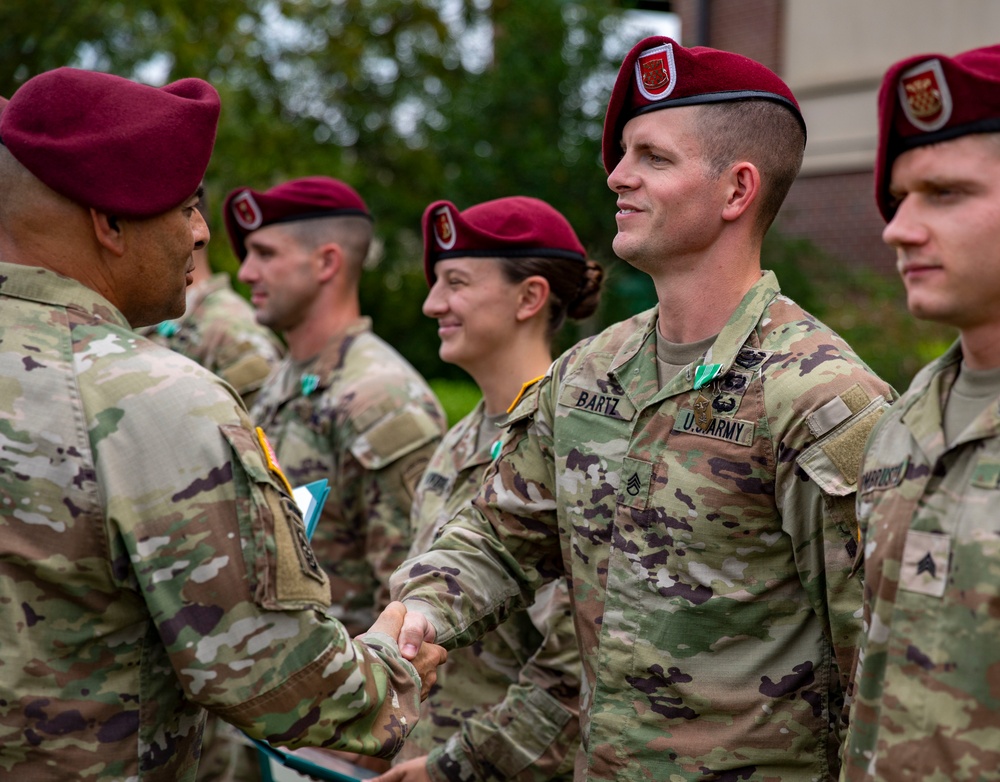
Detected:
left=618, top=456, right=653, bottom=509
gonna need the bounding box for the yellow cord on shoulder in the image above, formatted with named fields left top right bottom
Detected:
left=507, top=375, right=545, bottom=414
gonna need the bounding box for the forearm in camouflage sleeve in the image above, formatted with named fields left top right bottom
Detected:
left=393, top=396, right=561, bottom=650
left=212, top=626, right=421, bottom=758
left=426, top=580, right=580, bottom=782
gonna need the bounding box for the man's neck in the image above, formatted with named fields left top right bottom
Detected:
left=284, top=301, right=362, bottom=362
left=959, top=324, right=1000, bottom=370
left=651, top=263, right=762, bottom=343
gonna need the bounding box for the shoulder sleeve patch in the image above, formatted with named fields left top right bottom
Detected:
left=222, top=423, right=331, bottom=612
left=798, top=395, right=888, bottom=496
left=350, top=408, right=443, bottom=470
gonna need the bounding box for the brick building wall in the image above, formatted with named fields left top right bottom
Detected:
left=779, top=172, right=896, bottom=276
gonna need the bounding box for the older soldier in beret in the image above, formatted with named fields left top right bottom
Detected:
left=391, top=37, right=896, bottom=781
left=841, top=44, right=1000, bottom=782
left=0, top=69, right=445, bottom=782
left=138, top=193, right=284, bottom=410
left=225, top=178, right=447, bottom=647
left=378, top=196, right=604, bottom=782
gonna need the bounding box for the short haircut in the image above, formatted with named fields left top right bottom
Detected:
left=696, top=100, right=805, bottom=236
left=283, top=215, right=373, bottom=282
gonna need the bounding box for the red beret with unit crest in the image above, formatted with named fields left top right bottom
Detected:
left=602, top=36, right=805, bottom=174
left=875, top=44, right=1000, bottom=220
left=224, top=176, right=371, bottom=261
left=421, top=196, right=587, bottom=285
left=0, top=67, right=219, bottom=218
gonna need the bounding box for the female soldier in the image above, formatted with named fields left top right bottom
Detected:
left=377, top=196, right=603, bottom=782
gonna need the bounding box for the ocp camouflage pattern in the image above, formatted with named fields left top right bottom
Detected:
left=0, top=263, right=423, bottom=781
left=397, top=400, right=580, bottom=782
left=251, top=317, right=446, bottom=635
left=138, top=272, right=284, bottom=407
left=394, top=271, right=894, bottom=781
left=842, top=340, right=1000, bottom=781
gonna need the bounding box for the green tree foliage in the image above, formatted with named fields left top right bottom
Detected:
left=761, top=231, right=954, bottom=394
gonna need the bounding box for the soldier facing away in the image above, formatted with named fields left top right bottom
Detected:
left=841, top=43, right=1000, bottom=782
left=0, top=68, right=445, bottom=781
left=391, top=36, right=896, bottom=781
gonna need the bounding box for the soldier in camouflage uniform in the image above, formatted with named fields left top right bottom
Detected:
left=140, top=197, right=284, bottom=409
left=841, top=45, right=1000, bottom=782
left=380, top=196, right=605, bottom=782
left=392, top=37, right=895, bottom=781
left=0, top=68, right=445, bottom=782
left=225, top=177, right=447, bottom=638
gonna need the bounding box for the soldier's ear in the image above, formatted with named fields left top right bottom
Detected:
left=515, top=275, right=550, bottom=323
left=721, top=161, right=760, bottom=224
left=315, top=242, right=342, bottom=283
left=91, top=209, right=126, bottom=256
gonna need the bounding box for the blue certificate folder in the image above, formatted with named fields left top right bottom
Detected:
left=254, top=741, right=379, bottom=781
left=250, top=477, right=380, bottom=782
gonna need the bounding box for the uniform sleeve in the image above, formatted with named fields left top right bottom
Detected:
left=392, top=376, right=563, bottom=650
left=776, top=382, right=892, bottom=737
left=426, top=580, right=581, bottom=782
left=105, top=381, right=421, bottom=758
left=350, top=399, right=446, bottom=614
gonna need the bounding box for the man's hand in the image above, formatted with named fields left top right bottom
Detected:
left=366, top=601, right=409, bottom=639
left=397, top=609, right=437, bottom=661
left=363, top=602, right=446, bottom=700
left=371, top=754, right=433, bottom=782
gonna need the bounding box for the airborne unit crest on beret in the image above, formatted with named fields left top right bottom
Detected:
left=432, top=206, right=457, bottom=251
left=635, top=43, right=676, bottom=101
left=874, top=43, right=1000, bottom=219
left=231, top=191, right=264, bottom=231
left=898, top=59, right=952, bottom=132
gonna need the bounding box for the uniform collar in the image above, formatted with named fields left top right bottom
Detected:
left=0, top=260, right=131, bottom=329
left=610, top=271, right=780, bottom=408
left=900, top=340, right=1000, bottom=455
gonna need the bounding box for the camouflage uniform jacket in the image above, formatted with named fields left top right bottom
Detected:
left=393, top=271, right=894, bottom=781
left=841, top=340, right=1000, bottom=782
left=251, top=317, right=446, bottom=635
left=0, top=263, right=424, bottom=781
left=399, top=400, right=581, bottom=782
left=140, top=272, right=284, bottom=407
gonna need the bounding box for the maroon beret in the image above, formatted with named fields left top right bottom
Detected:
left=0, top=67, right=219, bottom=218
left=224, top=176, right=371, bottom=261
left=875, top=44, right=1000, bottom=220
left=602, top=36, right=805, bottom=174
left=422, top=196, right=586, bottom=285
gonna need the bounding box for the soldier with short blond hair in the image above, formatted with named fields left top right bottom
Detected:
left=391, top=36, right=895, bottom=781
left=841, top=43, right=1000, bottom=782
